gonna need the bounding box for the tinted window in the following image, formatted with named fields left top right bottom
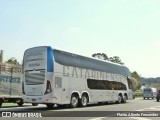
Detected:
left=87, top=79, right=127, bottom=90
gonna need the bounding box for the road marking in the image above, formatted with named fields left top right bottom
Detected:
left=54, top=103, right=124, bottom=111
left=129, top=105, right=160, bottom=120
left=136, top=104, right=160, bottom=111
left=129, top=117, right=151, bottom=120
left=88, top=117, right=105, bottom=120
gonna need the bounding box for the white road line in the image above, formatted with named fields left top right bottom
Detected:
left=88, top=117, right=105, bottom=120
left=136, top=104, right=160, bottom=111
left=129, top=117, right=151, bottom=120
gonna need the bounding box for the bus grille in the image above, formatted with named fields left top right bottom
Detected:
left=25, top=70, right=45, bottom=85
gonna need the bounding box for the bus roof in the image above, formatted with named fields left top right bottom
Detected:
left=53, top=49, right=131, bottom=77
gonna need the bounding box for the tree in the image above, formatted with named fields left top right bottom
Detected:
left=109, top=56, right=124, bottom=65
left=5, top=57, right=20, bottom=65
left=92, top=53, right=124, bottom=65
left=131, top=71, right=141, bottom=91
left=92, top=53, right=109, bottom=60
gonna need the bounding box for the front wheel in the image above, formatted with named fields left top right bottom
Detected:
left=79, top=95, right=88, bottom=107
left=70, top=94, right=79, bottom=108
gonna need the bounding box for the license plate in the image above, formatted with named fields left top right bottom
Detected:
left=32, top=99, right=36, bottom=101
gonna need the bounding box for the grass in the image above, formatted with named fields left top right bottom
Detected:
left=2, top=103, right=19, bottom=107
left=135, top=90, right=143, bottom=97
left=2, top=102, right=31, bottom=107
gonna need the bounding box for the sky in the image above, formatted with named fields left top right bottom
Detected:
left=0, top=0, right=160, bottom=78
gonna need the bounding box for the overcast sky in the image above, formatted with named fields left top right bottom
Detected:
left=0, top=0, right=160, bottom=78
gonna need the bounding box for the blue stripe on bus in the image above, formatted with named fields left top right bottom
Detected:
left=47, top=46, right=54, bottom=72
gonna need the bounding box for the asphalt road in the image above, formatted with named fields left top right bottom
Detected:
left=1, top=98, right=160, bottom=120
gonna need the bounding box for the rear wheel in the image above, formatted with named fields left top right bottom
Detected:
left=0, top=99, right=3, bottom=108
left=122, top=95, right=127, bottom=103
left=157, top=99, right=159, bottom=102
left=79, top=95, right=88, bottom=107
left=116, top=95, right=122, bottom=104
left=17, top=99, right=24, bottom=106
left=46, top=103, right=55, bottom=109
left=70, top=94, right=79, bottom=108
left=32, top=103, right=39, bottom=106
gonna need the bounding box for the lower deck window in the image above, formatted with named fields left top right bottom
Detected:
left=87, top=79, right=127, bottom=90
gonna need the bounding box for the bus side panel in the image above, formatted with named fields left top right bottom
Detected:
left=0, top=67, right=22, bottom=98
left=10, top=73, right=22, bottom=97
left=0, top=72, right=10, bottom=97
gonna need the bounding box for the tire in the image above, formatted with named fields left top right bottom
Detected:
left=157, top=99, right=159, bottom=102
left=32, top=103, right=39, bottom=106
left=116, top=95, right=122, bottom=104
left=144, top=97, right=145, bottom=100
left=17, top=99, right=24, bottom=107
left=46, top=103, right=55, bottom=109
left=70, top=94, right=79, bottom=108
left=122, top=96, right=127, bottom=103
left=79, top=95, right=88, bottom=107
left=0, top=99, right=3, bottom=108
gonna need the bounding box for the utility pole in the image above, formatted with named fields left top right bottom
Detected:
left=0, top=50, right=3, bottom=63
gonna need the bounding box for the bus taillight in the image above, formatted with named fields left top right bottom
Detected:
left=45, top=80, right=52, bottom=94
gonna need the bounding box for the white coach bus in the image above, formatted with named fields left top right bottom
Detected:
left=23, top=46, right=133, bottom=108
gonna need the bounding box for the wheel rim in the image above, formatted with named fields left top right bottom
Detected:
left=71, top=97, right=78, bottom=107
left=123, top=96, right=126, bottom=102
left=82, top=96, right=87, bottom=106
left=118, top=96, right=122, bottom=103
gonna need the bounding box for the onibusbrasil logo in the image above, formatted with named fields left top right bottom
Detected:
left=1, top=112, right=42, bottom=117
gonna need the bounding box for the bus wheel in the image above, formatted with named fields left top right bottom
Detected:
left=46, top=103, right=55, bottom=109
left=70, top=94, right=79, bottom=108
left=17, top=99, right=24, bottom=106
left=122, top=96, right=127, bottom=103
left=0, top=99, right=3, bottom=108
left=32, top=103, right=38, bottom=106
left=79, top=95, right=88, bottom=107
left=116, top=95, right=122, bottom=104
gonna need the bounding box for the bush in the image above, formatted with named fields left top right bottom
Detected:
left=135, top=91, right=143, bottom=97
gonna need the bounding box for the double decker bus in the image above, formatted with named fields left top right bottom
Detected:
left=23, top=46, right=133, bottom=108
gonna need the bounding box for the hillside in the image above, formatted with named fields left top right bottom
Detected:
left=141, top=77, right=160, bottom=89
